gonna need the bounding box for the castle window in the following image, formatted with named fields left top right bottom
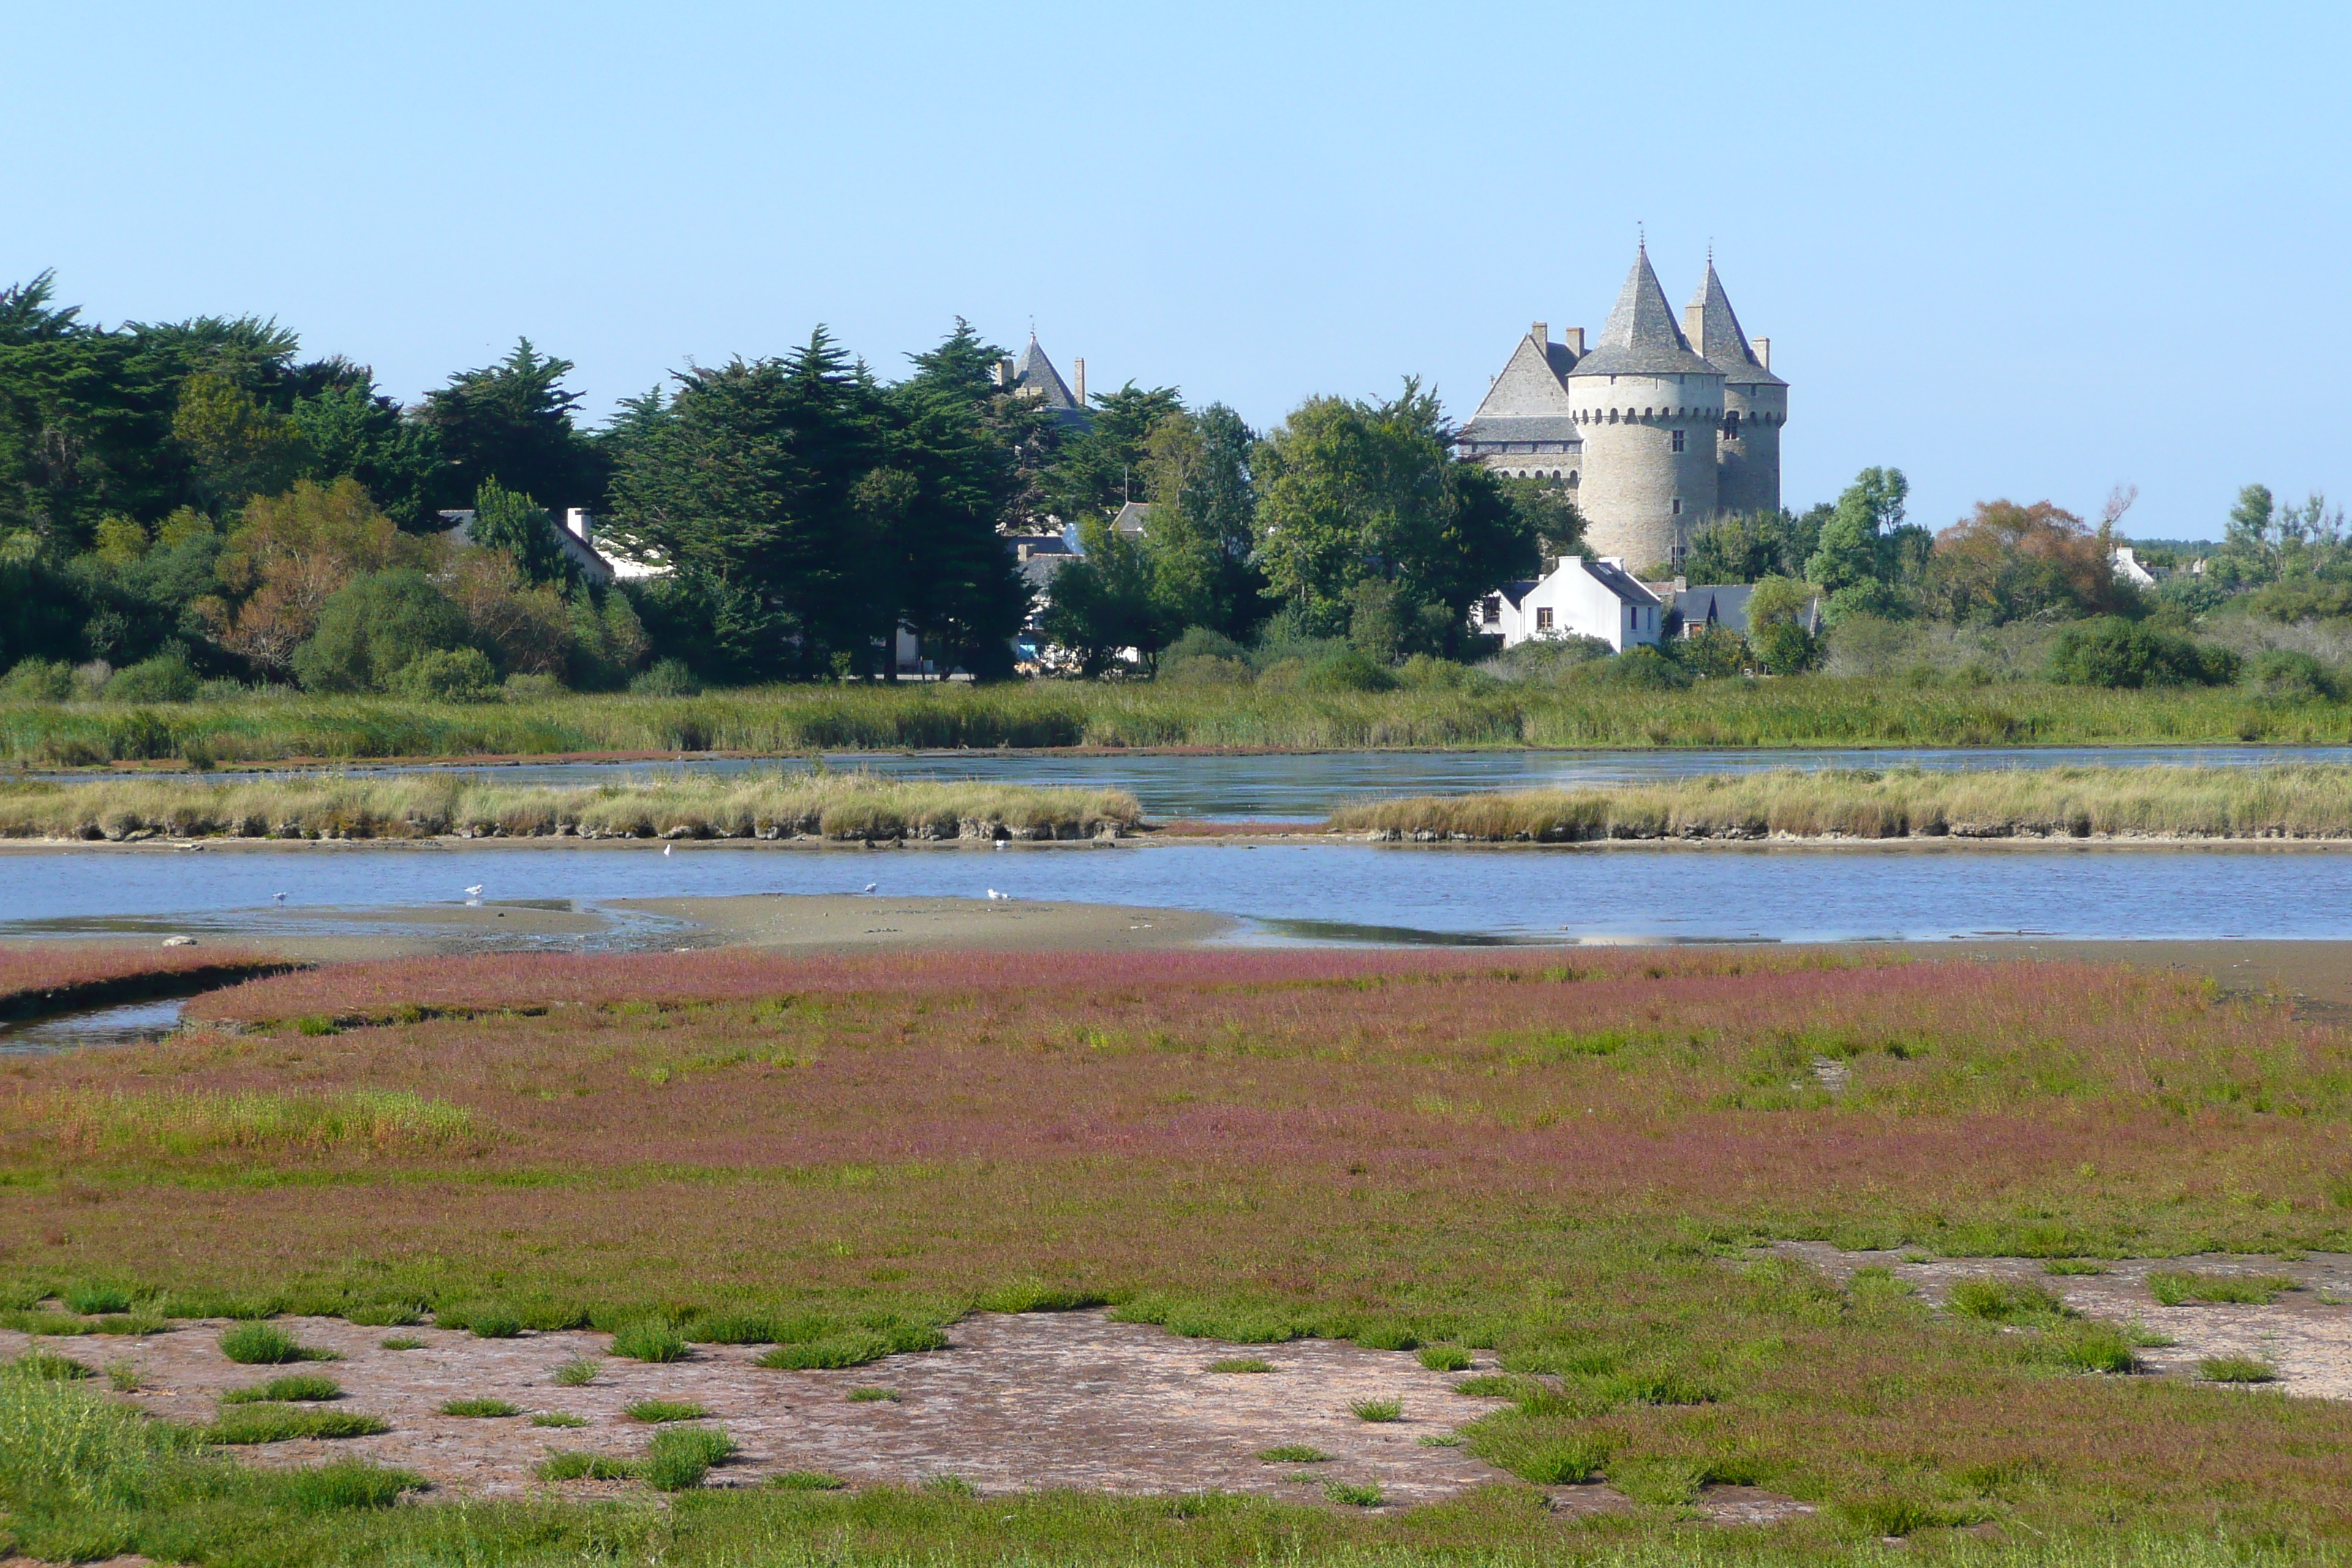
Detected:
left=1725, top=411, right=1741, bottom=436
left=1535, top=607, right=1553, bottom=630
left=1672, top=499, right=1684, bottom=516
left=1670, top=429, right=1686, bottom=453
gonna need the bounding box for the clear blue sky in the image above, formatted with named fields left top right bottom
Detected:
left=9, top=3, right=2344, bottom=538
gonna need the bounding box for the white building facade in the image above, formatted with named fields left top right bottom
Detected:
left=1473, top=557, right=1664, bottom=652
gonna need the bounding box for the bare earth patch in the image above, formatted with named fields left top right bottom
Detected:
left=1778, top=1243, right=2352, bottom=1395
left=12, top=1309, right=1522, bottom=1503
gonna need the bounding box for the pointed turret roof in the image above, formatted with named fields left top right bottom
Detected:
left=1568, top=245, right=1719, bottom=379
left=1014, top=333, right=1079, bottom=412
left=1688, top=261, right=1784, bottom=388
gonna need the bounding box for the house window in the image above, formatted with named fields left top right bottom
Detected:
left=1481, top=595, right=1501, bottom=626
left=1535, top=606, right=1553, bottom=630
left=1670, top=429, right=1686, bottom=453
left=1671, top=498, right=1684, bottom=516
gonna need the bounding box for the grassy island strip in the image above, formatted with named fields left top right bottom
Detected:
left=1328, top=764, right=2352, bottom=843
left=0, top=945, right=300, bottom=1022
left=10, top=677, right=2352, bottom=769
left=0, top=773, right=1139, bottom=843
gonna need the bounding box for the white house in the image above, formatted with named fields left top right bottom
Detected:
left=2110, top=546, right=2162, bottom=587
left=1473, top=556, right=1664, bottom=651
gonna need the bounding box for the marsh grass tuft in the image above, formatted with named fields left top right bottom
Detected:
left=1451, top=1375, right=1526, bottom=1399
left=458, top=1307, right=525, bottom=1339
left=2043, top=1259, right=2107, bottom=1276
left=2199, top=1354, right=2280, bottom=1383
left=845, top=1387, right=899, bottom=1403
left=16, top=1350, right=93, bottom=1381
left=553, top=1357, right=600, bottom=1386
left=1417, top=1432, right=1464, bottom=1447
left=37, top=1087, right=477, bottom=1158
left=2149, top=1271, right=2298, bottom=1306
left=530, top=1411, right=589, bottom=1428
left=1323, top=1481, right=1383, bottom=1507
left=440, top=1397, right=520, bottom=1417
left=203, top=1403, right=388, bottom=1443
left=222, top=1373, right=340, bottom=1404
left=772, top=1470, right=848, bottom=1490
left=538, top=1450, right=641, bottom=1482
left=61, top=1284, right=133, bottom=1316
left=1208, top=1357, right=1273, bottom=1374
left=1348, top=1398, right=1403, bottom=1422
left=623, top=1398, right=707, bottom=1423
left=379, top=1336, right=424, bottom=1351
left=609, top=1319, right=688, bottom=1362
left=923, top=1474, right=978, bottom=1498
left=104, top=1361, right=140, bottom=1392
left=1416, top=1345, right=1474, bottom=1371
left=1947, top=1277, right=2070, bottom=1324
left=1258, top=1445, right=1333, bottom=1463
left=218, top=1321, right=334, bottom=1365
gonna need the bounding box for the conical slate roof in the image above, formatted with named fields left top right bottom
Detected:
left=1014, top=333, right=1079, bottom=411
left=1688, top=262, right=1784, bottom=388
left=1569, top=246, right=1719, bottom=379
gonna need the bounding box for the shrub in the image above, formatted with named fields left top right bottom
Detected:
left=219, top=1322, right=330, bottom=1365
left=539, top=1450, right=641, bottom=1481
left=205, top=1403, right=388, bottom=1443
left=2048, top=616, right=2237, bottom=688
left=630, top=657, right=702, bottom=697
left=102, top=652, right=200, bottom=704
left=1208, top=1357, right=1273, bottom=1374
left=16, top=1351, right=93, bottom=1381
left=624, top=1398, right=708, bottom=1423
left=1566, top=646, right=1694, bottom=691
left=61, top=1284, right=133, bottom=1316
left=646, top=1425, right=735, bottom=1490
left=2247, top=648, right=2342, bottom=701
left=291, top=569, right=472, bottom=693
left=388, top=646, right=500, bottom=702
left=610, top=1319, right=688, bottom=1363
left=0, top=659, right=75, bottom=701
left=2199, top=1354, right=2279, bottom=1383
left=1259, top=1445, right=1332, bottom=1463
left=440, top=1397, right=520, bottom=1417
left=1324, top=1480, right=1384, bottom=1507
left=1417, top=1345, right=1474, bottom=1372
left=1300, top=648, right=1398, bottom=693
left=222, top=1373, right=341, bottom=1404
left=554, top=1357, right=600, bottom=1386
left=1349, top=1398, right=1403, bottom=1422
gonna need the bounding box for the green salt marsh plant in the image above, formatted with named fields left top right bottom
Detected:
left=531, top=1411, right=589, bottom=1428
left=609, top=1319, right=687, bottom=1362
left=553, top=1357, right=600, bottom=1385
left=1208, top=1357, right=1273, bottom=1373
left=1416, top=1345, right=1474, bottom=1371
left=222, top=1373, right=341, bottom=1404
left=1258, top=1445, right=1332, bottom=1463
left=219, top=1322, right=336, bottom=1365
left=440, top=1397, right=520, bottom=1417
left=623, top=1398, right=707, bottom=1423
left=2149, top=1271, right=2298, bottom=1306
left=2199, top=1355, right=2280, bottom=1383
left=1348, top=1398, right=1403, bottom=1422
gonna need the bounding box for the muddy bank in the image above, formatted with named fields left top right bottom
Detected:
left=617, top=894, right=1232, bottom=954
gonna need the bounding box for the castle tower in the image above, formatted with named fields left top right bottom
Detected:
left=1565, top=244, right=1724, bottom=570
left=1684, top=260, right=1786, bottom=517
left=1457, top=323, right=1583, bottom=481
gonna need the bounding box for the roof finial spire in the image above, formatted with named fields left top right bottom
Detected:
left=1637, top=220, right=1646, bottom=253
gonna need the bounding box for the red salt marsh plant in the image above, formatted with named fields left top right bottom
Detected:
left=0, top=943, right=296, bottom=1019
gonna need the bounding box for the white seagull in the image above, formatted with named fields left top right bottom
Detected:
left=271, top=892, right=287, bottom=903
left=862, top=883, right=878, bottom=893
left=663, top=843, right=672, bottom=857
left=464, top=884, right=485, bottom=897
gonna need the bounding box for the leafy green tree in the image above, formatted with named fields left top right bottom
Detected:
left=1038, top=519, right=1166, bottom=675
left=1806, top=467, right=1910, bottom=593
left=467, top=479, right=570, bottom=587
left=172, top=373, right=309, bottom=508
left=420, top=339, right=606, bottom=513
left=1746, top=574, right=1820, bottom=674
left=2048, top=617, right=2237, bottom=687
left=0, top=274, right=181, bottom=549
left=290, top=569, right=472, bottom=693
left=291, top=369, right=442, bottom=528
left=1494, top=477, right=1586, bottom=567
left=1252, top=382, right=1537, bottom=654
left=1686, top=509, right=1814, bottom=584
left=1138, top=404, right=1264, bottom=641
left=1038, top=383, right=1184, bottom=524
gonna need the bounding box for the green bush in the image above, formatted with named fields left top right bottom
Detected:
left=2246, top=648, right=2342, bottom=701
left=222, top=1373, right=341, bottom=1404
left=1947, top=1277, right=2068, bottom=1324
left=291, top=569, right=472, bottom=693
left=0, top=659, right=75, bottom=701
left=2049, top=617, right=2238, bottom=688
left=1567, top=646, right=1694, bottom=691
left=205, top=1403, right=388, bottom=1443
left=102, top=651, right=200, bottom=703
left=388, top=646, right=500, bottom=702
left=1417, top=1345, right=1474, bottom=1371
left=630, top=657, right=702, bottom=697
left=1302, top=648, right=1398, bottom=693
left=61, top=1284, right=133, bottom=1316
left=610, top=1319, right=688, bottom=1363
left=440, top=1397, right=521, bottom=1417
left=219, top=1321, right=328, bottom=1365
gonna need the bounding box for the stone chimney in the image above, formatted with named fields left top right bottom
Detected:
left=1531, top=320, right=1547, bottom=345
left=1753, top=337, right=1769, bottom=370
left=1682, top=302, right=1705, bottom=349
left=995, top=358, right=1015, bottom=388
left=1562, top=327, right=1585, bottom=355
left=1072, top=358, right=1086, bottom=407
left=564, top=508, right=593, bottom=546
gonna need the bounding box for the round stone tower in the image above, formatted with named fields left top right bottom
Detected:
left=1566, top=245, right=1724, bottom=571
left=1684, top=260, right=1786, bottom=518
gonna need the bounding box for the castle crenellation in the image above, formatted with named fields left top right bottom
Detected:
left=1458, top=244, right=1787, bottom=573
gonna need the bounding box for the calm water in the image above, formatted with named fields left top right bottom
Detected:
left=146, top=744, right=2352, bottom=821
left=1, top=841, right=2348, bottom=946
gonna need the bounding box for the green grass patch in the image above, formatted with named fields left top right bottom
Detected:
left=378, top=1335, right=424, bottom=1351
left=2200, top=1355, right=2280, bottom=1383
left=646, top=1425, right=736, bottom=1491
left=538, top=1450, right=641, bottom=1481
left=1947, top=1276, right=2070, bottom=1324
left=2149, top=1271, right=2299, bottom=1305
left=845, top=1387, right=900, bottom=1403
left=1258, top=1445, right=1333, bottom=1463
left=1417, top=1432, right=1464, bottom=1447
left=1209, top=1357, right=1273, bottom=1373
left=1348, top=1398, right=1403, bottom=1422
left=15, top=1349, right=93, bottom=1381
left=221, top=1373, right=340, bottom=1404
left=609, top=1319, right=689, bottom=1362
left=623, top=1398, right=708, bottom=1422
left=1323, top=1481, right=1383, bottom=1507
left=439, top=1396, right=520, bottom=1417
left=771, top=1469, right=849, bottom=1490
left=1415, top=1345, right=1473, bottom=1371
left=203, top=1403, right=389, bottom=1443
left=531, top=1411, right=589, bottom=1428
left=553, top=1355, right=600, bottom=1385
left=2043, top=1259, right=2107, bottom=1275
left=218, top=1321, right=335, bottom=1365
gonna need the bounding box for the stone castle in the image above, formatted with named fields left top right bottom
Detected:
left=1457, top=244, right=1787, bottom=572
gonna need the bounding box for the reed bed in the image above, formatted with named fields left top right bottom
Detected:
left=6, top=676, right=2351, bottom=768
left=1329, top=763, right=2352, bottom=841
left=0, top=772, right=1138, bottom=843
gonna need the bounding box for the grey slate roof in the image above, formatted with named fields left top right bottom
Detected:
left=1569, top=246, right=1720, bottom=380
left=1458, top=415, right=1583, bottom=446
left=1494, top=579, right=1540, bottom=608
left=1688, top=263, right=1784, bottom=388
left=1469, top=332, right=1576, bottom=421
left=1673, top=583, right=1755, bottom=635
left=1580, top=557, right=1662, bottom=606
left=1111, top=501, right=1153, bottom=536
left=1014, top=334, right=1093, bottom=428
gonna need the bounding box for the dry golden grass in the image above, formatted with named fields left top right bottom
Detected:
left=1328, top=764, right=2352, bottom=841
left=0, top=771, right=1139, bottom=843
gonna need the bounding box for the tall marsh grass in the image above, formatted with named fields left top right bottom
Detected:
left=26, top=1088, right=479, bottom=1157
left=5, top=675, right=2350, bottom=768
left=1330, top=764, right=2352, bottom=841
left=0, top=771, right=1138, bottom=843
